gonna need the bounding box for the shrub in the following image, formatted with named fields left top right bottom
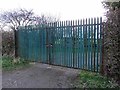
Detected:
left=103, top=8, right=120, bottom=85
left=2, top=30, right=14, bottom=56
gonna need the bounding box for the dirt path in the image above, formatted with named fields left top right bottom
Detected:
left=2, top=63, right=80, bottom=88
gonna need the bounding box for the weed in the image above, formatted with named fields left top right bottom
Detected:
left=73, top=70, right=120, bottom=88
left=2, top=56, right=30, bottom=71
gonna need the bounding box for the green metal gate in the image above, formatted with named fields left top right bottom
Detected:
left=17, top=17, right=103, bottom=72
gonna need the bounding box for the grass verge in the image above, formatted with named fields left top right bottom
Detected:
left=73, top=70, right=120, bottom=88
left=2, top=56, right=30, bottom=71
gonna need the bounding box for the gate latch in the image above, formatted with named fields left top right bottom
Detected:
left=46, top=44, right=53, bottom=47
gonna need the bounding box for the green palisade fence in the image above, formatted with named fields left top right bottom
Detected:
left=17, top=17, right=103, bottom=72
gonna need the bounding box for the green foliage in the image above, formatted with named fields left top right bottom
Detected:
left=2, top=56, right=30, bottom=70
left=73, top=70, right=120, bottom=88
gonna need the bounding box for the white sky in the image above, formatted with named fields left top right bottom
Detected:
left=0, top=0, right=105, bottom=20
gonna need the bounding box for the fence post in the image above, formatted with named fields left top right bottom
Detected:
left=100, top=22, right=105, bottom=75
left=14, top=30, right=18, bottom=58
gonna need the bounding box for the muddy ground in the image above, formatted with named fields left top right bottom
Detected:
left=2, top=63, right=80, bottom=88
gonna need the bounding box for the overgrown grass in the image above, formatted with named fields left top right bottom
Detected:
left=2, top=56, right=30, bottom=71
left=73, top=70, right=120, bottom=88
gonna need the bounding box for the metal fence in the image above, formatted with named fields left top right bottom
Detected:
left=17, top=17, right=103, bottom=72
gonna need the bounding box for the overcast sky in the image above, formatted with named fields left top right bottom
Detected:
left=0, top=0, right=105, bottom=20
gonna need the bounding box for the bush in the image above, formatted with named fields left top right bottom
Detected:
left=2, top=30, right=14, bottom=56
left=103, top=8, right=120, bottom=85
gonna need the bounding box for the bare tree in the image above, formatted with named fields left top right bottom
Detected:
left=0, top=9, right=35, bottom=31
left=0, top=9, right=59, bottom=30
left=0, top=8, right=60, bottom=57
left=33, top=14, right=59, bottom=25
left=0, top=9, right=37, bottom=57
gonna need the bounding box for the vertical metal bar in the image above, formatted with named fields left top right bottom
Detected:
left=72, top=20, right=75, bottom=68
left=21, top=28, right=23, bottom=58
left=73, top=20, right=76, bottom=68
left=70, top=21, right=73, bottom=67
left=94, top=18, right=96, bottom=72
left=85, top=18, right=87, bottom=69
left=31, top=28, right=33, bottom=61
left=59, top=21, right=62, bottom=65
left=51, top=22, right=54, bottom=64
left=23, top=29, right=26, bottom=59
left=31, top=27, right=33, bottom=61
left=55, top=22, right=57, bottom=65
left=32, top=27, right=34, bottom=61
left=30, top=27, right=33, bottom=60
left=69, top=20, right=71, bottom=67
left=23, top=28, right=25, bottom=59
left=75, top=20, right=78, bottom=68
left=63, top=21, right=65, bottom=66
left=96, top=17, right=99, bottom=72
left=34, top=28, right=36, bottom=61
left=35, top=27, right=38, bottom=61
left=20, top=29, right=22, bottom=58
left=88, top=18, right=91, bottom=70
left=54, top=22, right=56, bottom=65
left=41, top=26, right=43, bottom=62
left=49, top=23, right=52, bottom=64
left=80, top=19, right=83, bottom=68
left=37, top=26, right=40, bottom=61
left=17, top=29, right=20, bottom=57
left=18, top=29, right=21, bottom=57
left=46, top=23, right=49, bottom=63
left=27, top=28, right=29, bottom=60
left=60, top=21, right=64, bottom=65
left=22, top=28, right=24, bottom=58
left=62, top=21, right=64, bottom=66
left=65, top=20, right=68, bottom=66
left=64, top=21, right=66, bottom=66
left=48, top=23, right=50, bottom=63
left=76, top=20, right=79, bottom=68
left=52, top=22, right=54, bottom=64
left=51, top=23, right=53, bottom=64
left=28, top=27, right=30, bottom=60
left=91, top=18, right=93, bottom=71
left=44, top=24, right=47, bottom=62
left=83, top=19, right=85, bottom=69
left=53, top=22, right=57, bottom=64
left=40, top=26, right=42, bottom=62
left=33, top=28, right=35, bottom=61
left=26, top=29, right=29, bottom=60
left=58, top=22, right=60, bottom=65
left=66, top=21, right=70, bottom=67
left=19, top=28, right=22, bottom=58
left=43, top=25, right=46, bottom=62
left=77, top=20, right=80, bottom=68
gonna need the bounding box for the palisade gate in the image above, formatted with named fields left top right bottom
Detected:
left=17, top=17, right=103, bottom=72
